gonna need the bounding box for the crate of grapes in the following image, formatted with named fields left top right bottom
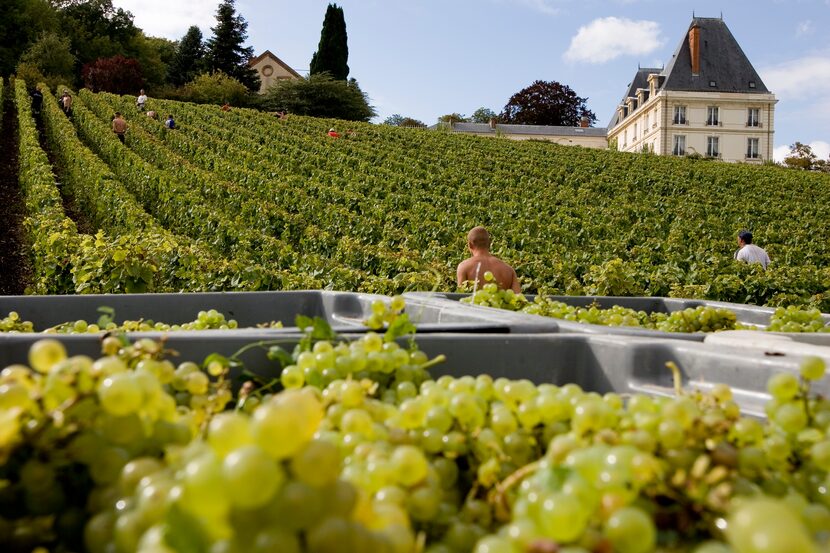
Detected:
left=0, top=291, right=562, bottom=336
left=0, top=331, right=816, bottom=419
left=405, top=292, right=830, bottom=343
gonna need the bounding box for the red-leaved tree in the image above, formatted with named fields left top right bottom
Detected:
left=82, top=55, right=145, bottom=94
left=500, top=80, right=596, bottom=126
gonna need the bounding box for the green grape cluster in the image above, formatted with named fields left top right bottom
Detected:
left=47, top=309, right=241, bottom=333
left=279, top=331, right=435, bottom=395
left=471, top=356, right=830, bottom=553
left=460, top=272, right=529, bottom=311
left=0, top=311, right=34, bottom=333
left=4, top=318, right=830, bottom=553
left=767, top=306, right=830, bottom=333
left=0, top=337, right=219, bottom=552
left=365, top=295, right=407, bottom=330
left=653, top=306, right=739, bottom=333
left=525, top=298, right=652, bottom=328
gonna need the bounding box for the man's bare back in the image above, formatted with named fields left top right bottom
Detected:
left=457, top=254, right=520, bottom=292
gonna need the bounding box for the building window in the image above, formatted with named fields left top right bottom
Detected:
left=672, top=135, right=686, bottom=156
left=673, top=105, right=686, bottom=125
left=645, top=112, right=650, bottom=130
left=261, top=65, right=274, bottom=77
left=749, top=81, right=756, bottom=89
left=633, top=123, right=637, bottom=139
left=707, top=136, right=720, bottom=157
left=709, top=80, right=717, bottom=87
left=706, top=106, right=719, bottom=126
left=747, top=138, right=760, bottom=159
left=747, top=108, right=760, bottom=127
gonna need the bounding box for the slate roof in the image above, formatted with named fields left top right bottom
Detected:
left=662, top=18, right=769, bottom=94
left=609, top=18, right=770, bottom=129
left=607, top=67, right=662, bottom=128
left=429, top=122, right=607, bottom=137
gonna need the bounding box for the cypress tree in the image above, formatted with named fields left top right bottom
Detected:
left=205, top=0, right=260, bottom=92
left=168, top=26, right=206, bottom=86
left=309, top=3, right=349, bottom=80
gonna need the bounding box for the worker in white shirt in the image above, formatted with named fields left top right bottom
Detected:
left=735, top=230, right=770, bottom=269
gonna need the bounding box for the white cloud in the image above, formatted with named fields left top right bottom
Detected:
left=760, top=56, right=830, bottom=99
left=112, top=0, right=216, bottom=39
left=796, top=20, right=814, bottom=36
left=564, top=17, right=663, bottom=64
left=773, top=141, right=830, bottom=163
left=773, top=145, right=790, bottom=162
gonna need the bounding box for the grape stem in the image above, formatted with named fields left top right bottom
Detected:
left=419, top=354, right=447, bottom=371
left=228, top=339, right=299, bottom=361
left=666, top=361, right=683, bottom=396
left=490, top=460, right=541, bottom=522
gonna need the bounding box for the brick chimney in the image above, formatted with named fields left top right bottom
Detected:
left=579, top=116, right=589, bottom=128
left=489, top=117, right=497, bottom=130
left=689, top=23, right=701, bottom=75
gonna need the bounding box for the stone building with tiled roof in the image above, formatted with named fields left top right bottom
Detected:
left=249, top=50, right=302, bottom=94
left=608, top=17, right=776, bottom=163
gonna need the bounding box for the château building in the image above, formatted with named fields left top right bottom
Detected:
left=607, top=17, right=776, bottom=163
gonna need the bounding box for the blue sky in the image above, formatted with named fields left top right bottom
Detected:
left=114, top=0, right=830, bottom=161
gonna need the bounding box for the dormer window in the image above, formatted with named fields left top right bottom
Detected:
left=749, top=81, right=756, bottom=89
left=709, top=80, right=717, bottom=87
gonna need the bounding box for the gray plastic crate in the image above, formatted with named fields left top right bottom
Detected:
left=0, top=332, right=812, bottom=418
left=0, top=291, right=543, bottom=334
left=405, top=292, right=830, bottom=343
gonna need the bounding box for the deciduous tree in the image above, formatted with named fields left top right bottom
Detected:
left=17, top=32, right=76, bottom=88
left=383, top=114, right=426, bottom=127
left=783, top=142, right=822, bottom=171
left=310, top=3, right=349, bottom=80
left=179, top=71, right=250, bottom=105
left=263, top=74, right=375, bottom=122
left=471, top=107, right=497, bottom=123
left=438, top=113, right=469, bottom=124
left=82, top=54, right=144, bottom=94
left=0, top=0, right=57, bottom=76
left=500, top=80, right=596, bottom=126
left=57, top=0, right=139, bottom=67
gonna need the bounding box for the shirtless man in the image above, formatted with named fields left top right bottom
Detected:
left=456, top=226, right=521, bottom=292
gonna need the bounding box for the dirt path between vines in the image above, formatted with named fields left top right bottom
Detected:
left=0, top=87, right=32, bottom=295
left=35, top=108, right=96, bottom=235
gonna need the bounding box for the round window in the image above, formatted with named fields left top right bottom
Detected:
left=262, top=65, right=274, bottom=77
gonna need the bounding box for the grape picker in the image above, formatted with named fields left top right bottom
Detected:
left=735, top=230, right=770, bottom=269
left=456, top=226, right=521, bottom=292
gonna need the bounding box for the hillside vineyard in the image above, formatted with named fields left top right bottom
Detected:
left=12, top=81, right=830, bottom=308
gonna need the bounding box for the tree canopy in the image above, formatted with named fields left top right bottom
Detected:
left=81, top=54, right=144, bottom=93
left=309, top=3, right=349, bottom=80
left=783, top=142, right=830, bottom=172
left=470, top=107, right=497, bottom=124
left=205, top=0, right=260, bottom=92
left=179, top=71, right=250, bottom=106
left=437, top=113, right=469, bottom=124
left=168, top=26, right=206, bottom=87
left=383, top=114, right=426, bottom=127
left=17, top=32, right=77, bottom=89
left=500, top=80, right=596, bottom=126
left=263, top=74, right=375, bottom=122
